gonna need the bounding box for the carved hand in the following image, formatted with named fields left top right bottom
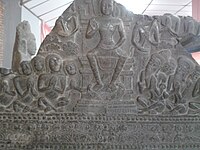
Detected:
left=49, top=76, right=57, bottom=88
left=90, top=18, right=98, bottom=30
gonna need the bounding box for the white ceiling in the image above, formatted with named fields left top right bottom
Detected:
left=21, top=0, right=192, bottom=28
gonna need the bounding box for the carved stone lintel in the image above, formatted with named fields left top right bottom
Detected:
left=3, top=0, right=200, bottom=148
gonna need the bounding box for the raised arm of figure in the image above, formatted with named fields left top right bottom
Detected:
left=149, top=19, right=160, bottom=46
left=132, top=23, right=146, bottom=52
left=86, top=18, right=98, bottom=39
left=113, top=19, right=126, bottom=49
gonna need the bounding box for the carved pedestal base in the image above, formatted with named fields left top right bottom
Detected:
left=1, top=113, right=200, bottom=150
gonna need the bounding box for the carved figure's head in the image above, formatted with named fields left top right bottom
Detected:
left=160, top=59, right=176, bottom=76
left=31, top=55, right=45, bottom=72
left=48, top=55, right=62, bottom=72
left=146, top=53, right=164, bottom=74
left=101, top=0, right=114, bottom=16
left=65, top=61, right=77, bottom=75
left=176, top=56, right=195, bottom=81
left=161, top=14, right=172, bottom=28
left=20, top=61, right=32, bottom=75
left=188, top=66, right=200, bottom=82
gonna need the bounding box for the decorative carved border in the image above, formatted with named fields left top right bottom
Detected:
left=0, top=113, right=200, bottom=150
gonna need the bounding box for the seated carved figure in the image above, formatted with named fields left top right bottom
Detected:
left=188, top=75, right=200, bottom=114
left=0, top=74, right=16, bottom=111
left=31, top=55, right=45, bottom=74
left=167, top=57, right=195, bottom=102
left=163, top=57, right=195, bottom=114
left=13, top=61, right=38, bottom=112
left=136, top=50, right=175, bottom=114
left=58, top=58, right=82, bottom=111
left=38, top=54, right=66, bottom=112
left=181, top=66, right=200, bottom=100
left=137, top=72, right=168, bottom=114
left=144, top=53, right=165, bottom=88
left=28, top=55, right=46, bottom=112
left=85, top=0, right=127, bottom=92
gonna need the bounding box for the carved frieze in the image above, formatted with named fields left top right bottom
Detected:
left=3, top=0, right=200, bottom=149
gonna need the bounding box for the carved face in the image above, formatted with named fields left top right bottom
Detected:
left=160, top=62, right=176, bottom=76
left=65, top=62, right=77, bottom=75
left=146, top=57, right=161, bottom=73
left=101, top=0, right=114, bottom=16
left=176, top=62, right=190, bottom=79
left=21, top=61, right=32, bottom=75
left=187, top=66, right=200, bottom=82
left=33, top=56, right=44, bottom=72
left=190, top=70, right=200, bottom=82
left=161, top=15, right=172, bottom=28
left=49, top=56, right=61, bottom=72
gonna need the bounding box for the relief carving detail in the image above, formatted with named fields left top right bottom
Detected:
left=1, top=0, right=200, bottom=149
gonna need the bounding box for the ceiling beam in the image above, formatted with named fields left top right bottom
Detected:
left=142, top=0, right=154, bottom=14
left=22, top=4, right=43, bottom=21
left=38, top=1, right=73, bottom=17
left=20, top=0, right=32, bottom=5
left=45, top=17, right=58, bottom=23
left=29, top=0, right=51, bottom=9
left=175, top=1, right=192, bottom=15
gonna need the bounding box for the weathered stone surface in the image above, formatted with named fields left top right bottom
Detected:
left=0, top=114, right=200, bottom=150
left=12, top=21, right=37, bottom=72
left=1, top=0, right=200, bottom=149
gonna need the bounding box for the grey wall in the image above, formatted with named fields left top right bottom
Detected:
left=2, top=0, right=21, bottom=68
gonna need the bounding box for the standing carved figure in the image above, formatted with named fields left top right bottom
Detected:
left=86, top=0, right=127, bottom=92
left=0, top=72, right=16, bottom=111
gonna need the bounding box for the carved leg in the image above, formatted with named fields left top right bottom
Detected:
left=38, top=97, right=57, bottom=113
left=109, top=56, right=127, bottom=91
left=87, top=52, right=103, bottom=91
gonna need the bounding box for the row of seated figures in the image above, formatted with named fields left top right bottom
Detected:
left=0, top=51, right=136, bottom=114
left=0, top=54, right=82, bottom=113
left=2, top=0, right=200, bottom=115
left=8, top=48, right=199, bottom=115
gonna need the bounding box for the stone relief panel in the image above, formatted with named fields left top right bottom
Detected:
left=0, top=0, right=200, bottom=149
left=0, top=114, right=200, bottom=150
left=2, top=0, right=200, bottom=115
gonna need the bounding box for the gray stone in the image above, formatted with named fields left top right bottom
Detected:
left=1, top=0, right=200, bottom=149
left=12, top=21, right=37, bottom=72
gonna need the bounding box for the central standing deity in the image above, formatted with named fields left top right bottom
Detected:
left=86, top=0, right=127, bottom=92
